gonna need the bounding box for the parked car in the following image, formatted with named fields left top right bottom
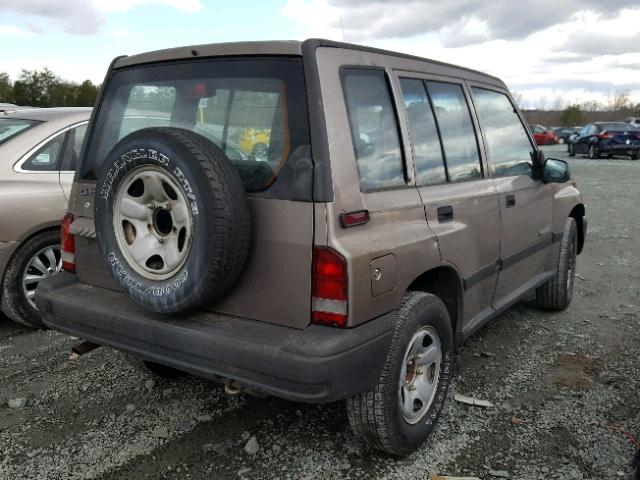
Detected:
left=0, top=107, right=91, bottom=327
left=529, top=124, right=559, bottom=145
left=553, top=127, right=578, bottom=144
left=624, top=116, right=640, bottom=128
left=36, top=40, right=586, bottom=455
left=568, top=122, right=640, bottom=159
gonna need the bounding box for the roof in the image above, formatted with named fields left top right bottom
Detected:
left=4, top=107, right=92, bottom=122
left=113, top=38, right=502, bottom=85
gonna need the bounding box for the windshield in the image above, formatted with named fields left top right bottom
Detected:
left=599, top=123, right=638, bottom=132
left=82, top=57, right=310, bottom=195
left=0, top=118, right=40, bottom=145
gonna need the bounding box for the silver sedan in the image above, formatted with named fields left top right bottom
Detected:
left=0, top=107, right=91, bottom=327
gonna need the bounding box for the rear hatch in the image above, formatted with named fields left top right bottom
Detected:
left=71, top=56, right=315, bottom=329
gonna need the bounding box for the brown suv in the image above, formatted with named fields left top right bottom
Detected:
left=36, top=39, right=587, bottom=455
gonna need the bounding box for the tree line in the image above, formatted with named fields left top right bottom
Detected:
left=515, top=91, right=640, bottom=127
left=0, top=68, right=99, bottom=108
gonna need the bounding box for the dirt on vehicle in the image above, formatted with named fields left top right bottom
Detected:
left=1, top=146, right=638, bottom=479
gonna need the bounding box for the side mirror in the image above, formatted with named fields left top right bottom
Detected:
left=543, top=158, right=570, bottom=183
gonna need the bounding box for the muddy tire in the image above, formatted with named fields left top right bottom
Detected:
left=346, top=292, right=453, bottom=456
left=1, top=230, right=61, bottom=328
left=95, top=127, right=250, bottom=314
left=536, top=218, right=577, bottom=311
left=122, top=352, right=185, bottom=379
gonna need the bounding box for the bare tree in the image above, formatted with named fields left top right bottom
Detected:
left=607, top=91, right=631, bottom=112
left=551, top=96, right=564, bottom=111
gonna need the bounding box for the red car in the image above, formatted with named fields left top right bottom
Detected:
left=529, top=124, right=559, bottom=145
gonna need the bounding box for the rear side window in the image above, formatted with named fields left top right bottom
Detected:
left=426, top=82, right=482, bottom=182
left=83, top=58, right=310, bottom=196
left=342, top=69, right=405, bottom=190
left=472, top=88, right=534, bottom=178
left=20, top=133, right=65, bottom=171
left=399, top=78, right=446, bottom=185
left=60, top=123, right=88, bottom=171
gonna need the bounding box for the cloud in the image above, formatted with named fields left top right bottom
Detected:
left=558, top=31, right=640, bottom=55
left=0, top=25, right=33, bottom=35
left=283, top=0, right=640, bottom=46
left=543, top=53, right=595, bottom=64
left=510, top=78, right=640, bottom=93
left=0, top=0, right=104, bottom=34
left=0, top=0, right=203, bottom=35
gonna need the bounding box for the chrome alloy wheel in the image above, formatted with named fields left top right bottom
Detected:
left=113, top=166, right=193, bottom=280
left=22, top=245, right=61, bottom=310
left=399, top=325, right=442, bottom=424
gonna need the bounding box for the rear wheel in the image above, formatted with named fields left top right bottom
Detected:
left=588, top=144, right=599, bottom=159
left=1, top=230, right=61, bottom=328
left=346, top=292, right=453, bottom=456
left=536, top=218, right=577, bottom=311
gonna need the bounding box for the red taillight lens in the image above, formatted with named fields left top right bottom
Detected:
left=312, top=247, right=347, bottom=328
left=61, top=213, right=76, bottom=273
left=597, top=131, right=613, bottom=139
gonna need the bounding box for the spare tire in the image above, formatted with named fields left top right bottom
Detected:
left=95, top=127, right=250, bottom=314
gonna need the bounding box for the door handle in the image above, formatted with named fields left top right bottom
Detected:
left=437, top=205, right=454, bottom=222
left=506, top=194, right=516, bottom=208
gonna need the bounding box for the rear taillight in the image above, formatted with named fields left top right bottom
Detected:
left=312, top=247, right=347, bottom=328
left=597, top=131, right=613, bottom=139
left=61, top=213, right=76, bottom=273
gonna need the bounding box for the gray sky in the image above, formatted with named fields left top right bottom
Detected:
left=1, top=0, right=639, bottom=108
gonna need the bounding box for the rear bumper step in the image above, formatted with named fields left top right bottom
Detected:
left=36, top=273, right=395, bottom=403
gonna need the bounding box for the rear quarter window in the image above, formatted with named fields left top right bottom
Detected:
left=341, top=68, right=406, bottom=191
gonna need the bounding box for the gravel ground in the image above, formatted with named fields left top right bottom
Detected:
left=1, top=145, right=639, bottom=480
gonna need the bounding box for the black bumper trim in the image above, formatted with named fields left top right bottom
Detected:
left=36, top=273, right=395, bottom=403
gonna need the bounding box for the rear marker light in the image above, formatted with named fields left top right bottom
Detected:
left=312, top=247, right=347, bottom=328
left=340, top=210, right=370, bottom=228
left=61, top=213, right=76, bottom=273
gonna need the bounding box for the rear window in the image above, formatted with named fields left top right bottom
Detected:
left=0, top=118, right=40, bottom=145
left=82, top=57, right=310, bottom=196
left=598, top=123, right=638, bottom=132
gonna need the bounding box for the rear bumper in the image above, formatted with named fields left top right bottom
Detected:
left=600, top=144, right=640, bottom=154
left=36, top=273, right=395, bottom=403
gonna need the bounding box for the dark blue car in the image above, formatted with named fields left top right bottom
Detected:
left=569, top=122, right=640, bottom=159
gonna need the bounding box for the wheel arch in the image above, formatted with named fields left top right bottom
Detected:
left=569, top=204, right=586, bottom=254
left=406, top=265, right=463, bottom=345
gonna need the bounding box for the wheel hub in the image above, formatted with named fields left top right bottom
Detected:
left=113, top=166, right=193, bottom=280
left=22, top=245, right=62, bottom=310
left=399, top=325, right=442, bottom=424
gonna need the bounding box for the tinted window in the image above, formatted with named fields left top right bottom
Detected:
left=342, top=69, right=405, bottom=190
left=472, top=88, right=534, bottom=178
left=400, top=78, right=446, bottom=185
left=60, top=123, right=88, bottom=171
left=82, top=58, right=310, bottom=195
left=0, top=118, right=40, bottom=145
left=426, top=82, right=482, bottom=182
left=599, top=123, right=638, bottom=132
left=21, top=133, right=65, bottom=171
